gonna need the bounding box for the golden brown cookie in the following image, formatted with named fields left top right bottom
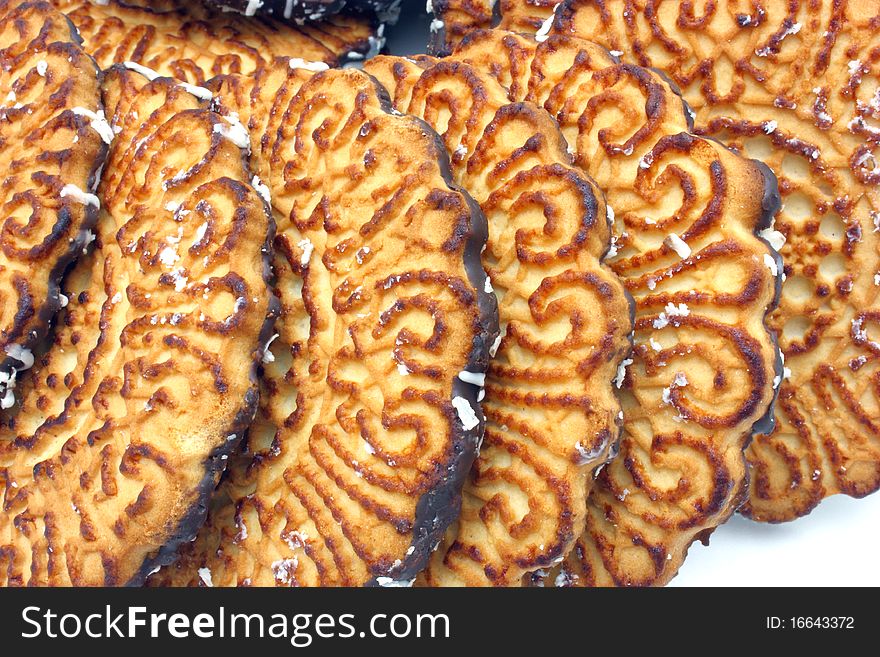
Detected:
left=49, top=0, right=374, bottom=84
left=150, top=66, right=497, bottom=587
left=364, top=55, right=632, bottom=585
left=454, top=29, right=781, bottom=586
left=0, top=0, right=106, bottom=413
left=548, top=0, right=880, bottom=523
left=0, top=65, right=275, bottom=585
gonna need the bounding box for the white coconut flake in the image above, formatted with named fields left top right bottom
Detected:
left=429, top=18, right=444, bottom=33
left=198, top=567, right=214, bottom=587
left=452, top=396, right=480, bottom=430
left=376, top=576, right=415, bottom=587
left=763, top=253, right=779, bottom=276
left=851, top=317, right=868, bottom=342
left=289, top=58, right=330, bottom=72
left=282, top=530, right=308, bottom=550
left=0, top=370, right=16, bottom=410
left=606, top=235, right=620, bottom=258
left=484, top=276, right=494, bottom=294
left=649, top=337, right=663, bottom=352
left=759, top=227, right=786, bottom=251
left=458, top=370, right=486, bottom=387
left=489, top=333, right=503, bottom=357
left=251, top=175, right=271, bottom=203
left=245, top=0, right=264, bottom=16
left=298, top=238, right=314, bottom=266
left=614, top=357, right=633, bottom=388
left=574, top=441, right=602, bottom=464
left=271, top=558, right=298, bottom=585
left=4, top=344, right=34, bottom=370
left=158, top=245, right=179, bottom=267
left=36, top=60, right=48, bottom=76
left=654, top=302, right=690, bottom=329
left=354, top=246, right=371, bottom=265
left=262, top=333, right=280, bottom=364
left=534, top=10, right=556, bottom=42
left=194, top=221, right=209, bottom=243
left=396, top=361, right=410, bottom=376
left=60, top=183, right=99, bottom=208
left=214, top=112, right=250, bottom=149
left=178, top=82, right=213, bottom=100
left=123, top=61, right=160, bottom=80
left=664, top=233, right=691, bottom=259
left=763, top=120, right=777, bottom=134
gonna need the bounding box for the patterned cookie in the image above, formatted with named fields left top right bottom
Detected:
left=0, top=0, right=105, bottom=413
left=150, top=65, right=497, bottom=587
left=50, top=0, right=374, bottom=84
left=454, top=29, right=781, bottom=585
left=548, top=0, right=880, bottom=523
left=364, top=55, right=632, bottom=585
left=0, top=65, right=275, bottom=585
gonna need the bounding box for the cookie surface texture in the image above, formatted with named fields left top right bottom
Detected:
left=0, top=0, right=106, bottom=413
left=454, top=29, right=782, bottom=585
left=0, top=65, right=274, bottom=586
left=151, top=66, right=497, bottom=587
left=50, top=0, right=374, bottom=83
left=364, top=55, right=632, bottom=586
left=549, top=0, right=880, bottom=523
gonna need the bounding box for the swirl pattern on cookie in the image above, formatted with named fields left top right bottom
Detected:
left=0, top=1, right=106, bottom=413
left=454, top=29, right=781, bottom=585
left=49, top=0, right=374, bottom=84
left=364, top=55, right=632, bottom=585
left=0, top=65, right=274, bottom=585
left=150, top=66, right=497, bottom=587
left=546, top=0, right=880, bottom=523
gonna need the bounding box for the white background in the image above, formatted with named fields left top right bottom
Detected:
left=671, top=492, right=880, bottom=586
left=383, top=1, right=879, bottom=587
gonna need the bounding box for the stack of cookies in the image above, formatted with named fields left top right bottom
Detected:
left=0, top=0, right=875, bottom=587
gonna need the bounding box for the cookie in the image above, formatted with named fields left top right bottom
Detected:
left=364, top=55, right=632, bottom=585
left=549, top=0, right=880, bottom=523
left=0, top=66, right=274, bottom=585
left=0, top=0, right=105, bottom=413
left=455, top=29, right=781, bottom=585
left=49, top=0, right=374, bottom=84
left=150, top=65, right=497, bottom=587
